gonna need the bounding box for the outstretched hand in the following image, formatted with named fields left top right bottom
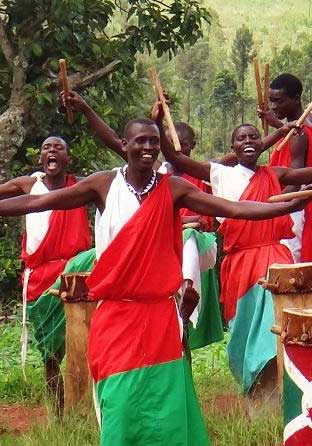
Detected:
left=279, top=120, right=305, bottom=137
left=288, top=184, right=312, bottom=212
left=60, top=90, right=89, bottom=113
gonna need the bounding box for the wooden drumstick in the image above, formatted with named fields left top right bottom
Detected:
left=253, top=58, right=264, bottom=130
left=268, top=189, right=312, bottom=203
left=276, top=100, right=312, bottom=152
left=59, top=59, right=74, bottom=124
left=148, top=68, right=181, bottom=151
left=263, top=63, right=270, bottom=137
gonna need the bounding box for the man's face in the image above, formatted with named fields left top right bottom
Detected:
left=122, top=123, right=160, bottom=170
left=166, top=129, right=195, bottom=157
left=232, top=126, right=263, bottom=168
left=269, top=88, right=298, bottom=120
left=39, top=137, right=71, bottom=176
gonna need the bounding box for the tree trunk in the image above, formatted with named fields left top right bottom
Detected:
left=0, top=105, right=27, bottom=182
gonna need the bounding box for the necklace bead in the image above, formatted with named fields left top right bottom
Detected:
left=122, top=166, right=157, bottom=201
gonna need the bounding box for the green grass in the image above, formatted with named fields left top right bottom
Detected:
left=0, top=322, right=44, bottom=403
left=0, top=324, right=283, bottom=446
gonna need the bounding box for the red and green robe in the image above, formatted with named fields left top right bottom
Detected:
left=211, top=163, right=294, bottom=391
left=21, top=173, right=91, bottom=361
left=270, top=125, right=312, bottom=262
left=87, top=170, right=209, bottom=446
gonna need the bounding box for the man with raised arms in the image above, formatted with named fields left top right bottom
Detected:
left=157, top=116, right=312, bottom=398
left=259, top=73, right=312, bottom=262
left=0, top=118, right=310, bottom=445
left=0, top=136, right=93, bottom=413
left=62, top=91, right=224, bottom=349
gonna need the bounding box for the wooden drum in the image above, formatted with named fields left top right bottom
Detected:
left=262, top=262, right=312, bottom=390
left=51, top=272, right=97, bottom=411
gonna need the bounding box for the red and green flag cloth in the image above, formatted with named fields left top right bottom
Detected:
left=183, top=228, right=223, bottom=350
left=87, top=175, right=210, bottom=446
left=218, top=167, right=294, bottom=392
left=283, top=344, right=312, bottom=445
left=27, top=248, right=96, bottom=362
left=270, top=126, right=312, bottom=262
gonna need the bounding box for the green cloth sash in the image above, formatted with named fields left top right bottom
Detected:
left=183, top=229, right=223, bottom=350
left=96, top=357, right=210, bottom=446
left=227, top=283, right=277, bottom=392
left=27, top=248, right=96, bottom=362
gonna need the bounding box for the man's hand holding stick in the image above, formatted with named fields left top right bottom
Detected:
left=276, top=101, right=312, bottom=152
left=148, top=68, right=181, bottom=151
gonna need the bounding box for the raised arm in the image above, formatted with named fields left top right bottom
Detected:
left=262, top=124, right=298, bottom=150
left=61, top=91, right=126, bottom=160
left=0, top=173, right=102, bottom=217
left=0, top=176, right=34, bottom=199
left=170, top=176, right=307, bottom=220
left=273, top=165, right=312, bottom=186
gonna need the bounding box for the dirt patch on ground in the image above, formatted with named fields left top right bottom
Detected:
left=0, top=404, right=47, bottom=435
left=202, top=392, right=249, bottom=417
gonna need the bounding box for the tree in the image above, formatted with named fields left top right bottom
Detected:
left=0, top=0, right=210, bottom=181
left=231, top=24, right=255, bottom=122
left=209, top=69, right=239, bottom=152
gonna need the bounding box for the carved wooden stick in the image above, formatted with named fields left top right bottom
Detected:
left=253, top=58, right=264, bottom=130
left=263, top=63, right=270, bottom=137
left=276, top=100, right=312, bottom=151
left=148, top=68, right=181, bottom=151
left=269, top=189, right=312, bottom=203
left=59, top=59, right=74, bottom=124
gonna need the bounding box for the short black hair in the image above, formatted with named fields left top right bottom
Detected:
left=231, top=124, right=260, bottom=143
left=174, top=122, right=195, bottom=142
left=270, top=74, right=303, bottom=98
left=123, top=118, right=157, bottom=138
left=41, top=136, right=70, bottom=153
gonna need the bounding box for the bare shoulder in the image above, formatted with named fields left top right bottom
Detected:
left=168, top=174, right=194, bottom=203
left=6, top=175, right=35, bottom=194
left=78, top=169, right=117, bottom=190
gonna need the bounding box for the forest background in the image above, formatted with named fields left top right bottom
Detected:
left=1, top=0, right=312, bottom=306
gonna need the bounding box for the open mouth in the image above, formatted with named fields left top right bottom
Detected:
left=47, top=156, right=58, bottom=170
left=243, top=147, right=256, bottom=154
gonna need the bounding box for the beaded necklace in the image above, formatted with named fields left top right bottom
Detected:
left=122, top=165, right=157, bottom=202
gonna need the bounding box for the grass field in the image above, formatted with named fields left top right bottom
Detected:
left=0, top=322, right=283, bottom=446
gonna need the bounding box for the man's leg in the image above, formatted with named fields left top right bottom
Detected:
left=45, top=351, right=64, bottom=416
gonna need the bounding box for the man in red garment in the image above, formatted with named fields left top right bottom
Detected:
left=0, top=119, right=308, bottom=445
left=259, top=73, right=312, bottom=262
left=158, top=119, right=312, bottom=395
left=0, top=136, right=91, bottom=412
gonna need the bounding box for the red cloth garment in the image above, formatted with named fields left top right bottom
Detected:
left=179, top=173, right=214, bottom=231
left=87, top=175, right=184, bottom=382
left=87, top=175, right=182, bottom=303
left=270, top=125, right=312, bottom=262
left=21, top=175, right=91, bottom=301
left=218, top=167, right=294, bottom=322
